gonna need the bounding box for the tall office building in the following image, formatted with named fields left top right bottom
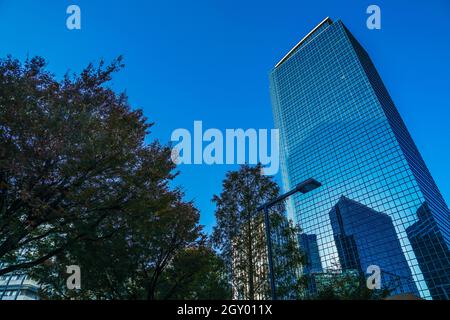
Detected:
left=269, top=18, right=450, bottom=299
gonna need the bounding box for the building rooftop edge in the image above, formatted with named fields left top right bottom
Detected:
left=274, top=17, right=333, bottom=69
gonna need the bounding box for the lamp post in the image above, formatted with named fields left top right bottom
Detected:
left=257, top=178, right=322, bottom=300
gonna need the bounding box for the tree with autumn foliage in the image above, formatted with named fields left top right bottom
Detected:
left=0, top=56, right=229, bottom=300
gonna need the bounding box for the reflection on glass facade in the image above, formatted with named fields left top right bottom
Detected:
left=406, top=203, right=450, bottom=299
left=269, top=17, right=450, bottom=299
left=329, top=196, right=418, bottom=295
left=298, top=233, right=323, bottom=294
left=298, top=233, right=323, bottom=274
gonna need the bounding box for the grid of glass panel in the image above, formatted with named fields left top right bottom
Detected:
left=269, top=20, right=450, bottom=300
left=0, top=271, right=39, bottom=300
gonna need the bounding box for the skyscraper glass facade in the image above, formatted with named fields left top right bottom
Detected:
left=0, top=266, right=39, bottom=300
left=269, top=18, right=450, bottom=299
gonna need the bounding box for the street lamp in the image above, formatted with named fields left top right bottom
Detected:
left=257, top=178, right=322, bottom=300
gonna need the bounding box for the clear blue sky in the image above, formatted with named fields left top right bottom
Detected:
left=1, top=0, right=449, bottom=234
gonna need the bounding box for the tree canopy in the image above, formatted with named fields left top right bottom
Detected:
left=0, top=56, right=230, bottom=300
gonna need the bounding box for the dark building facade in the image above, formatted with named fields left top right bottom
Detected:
left=329, top=196, right=418, bottom=295
left=406, top=203, right=450, bottom=299
left=269, top=17, right=450, bottom=299
left=298, top=233, right=323, bottom=274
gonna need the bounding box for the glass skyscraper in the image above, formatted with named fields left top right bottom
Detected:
left=269, top=17, right=450, bottom=299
